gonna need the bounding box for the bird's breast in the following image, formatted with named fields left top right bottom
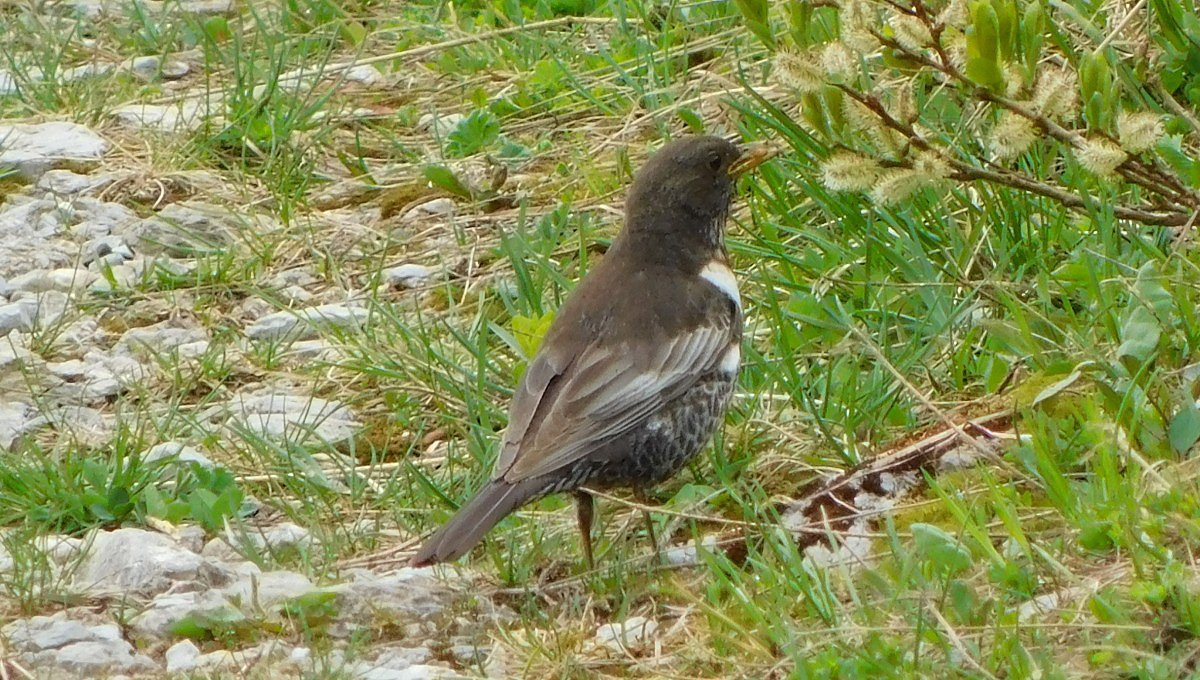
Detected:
left=697, top=260, right=741, bottom=312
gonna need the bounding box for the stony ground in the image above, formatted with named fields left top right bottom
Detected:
left=0, top=91, right=502, bottom=680
left=6, top=0, right=1200, bottom=678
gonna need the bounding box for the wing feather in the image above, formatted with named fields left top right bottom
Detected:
left=498, top=319, right=734, bottom=482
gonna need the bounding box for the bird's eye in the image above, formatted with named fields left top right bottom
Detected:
left=707, top=152, right=723, bottom=171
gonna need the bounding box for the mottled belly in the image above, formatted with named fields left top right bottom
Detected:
left=588, top=370, right=737, bottom=489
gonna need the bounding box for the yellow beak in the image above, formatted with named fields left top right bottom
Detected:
left=729, top=143, right=777, bottom=177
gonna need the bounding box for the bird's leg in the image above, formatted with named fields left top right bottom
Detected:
left=574, top=490, right=595, bottom=570
left=632, top=487, right=661, bottom=562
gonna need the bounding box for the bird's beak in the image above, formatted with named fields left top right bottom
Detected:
left=729, top=143, right=776, bottom=178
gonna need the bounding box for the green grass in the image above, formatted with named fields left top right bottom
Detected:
left=3, top=0, right=1200, bottom=677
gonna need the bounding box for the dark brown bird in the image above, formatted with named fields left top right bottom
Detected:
left=411, top=135, right=771, bottom=568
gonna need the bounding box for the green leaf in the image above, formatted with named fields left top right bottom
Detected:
left=734, top=0, right=776, bottom=48
left=1133, top=261, right=1174, bottom=321
left=422, top=165, right=472, bottom=198
left=966, top=1, right=1005, bottom=91
left=1032, top=367, right=1083, bottom=405
left=1019, top=1, right=1045, bottom=75
left=1157, top=135, right=1200, bottom=186
left=911, top=523, right=973, bottom=574
left=337, top=19, right=367, bottom=47
left=202, top=16, right=232, bottom=42
left=677, top=107, right=706, bottom=134
left=1169, top=403, right=1200, bottom=454
left=1080, top=52, right=1114, bottom=128
left=445, top=110, right=501, bottom=157
left=994, top=0, right=1019, bottom=62
left=788, top=1, right=813, bottom=46
left=511, top=311, right=556, bottom=359
left=982, top=355, right=1011, bottom=393
left=1117, top=306, right=1161, bottom=364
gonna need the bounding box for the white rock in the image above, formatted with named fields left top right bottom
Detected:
left=128, top=589, right=240, bottom=641
left=245, top=303, right=369, bottom=342
left=223, top=391, right=360, bottom=444
left=60, top=62, right=114, bottom=82
left=83, top=235, right=134, bottom=268
left=175, top=0, right=234, bottom=14
left=0, top=298, right=37, bottom=335
left=129, top=55, right=161, bottom=81
left=269, top=268, right=318, bottom=287
left=36, top=169, right=111, bottom=195
left=73, top=527, right=233, bottom=597
left=117, top=322, right=209, bottom=358
left=47, top=348, right=147, bottom=401
left=117, top=201, right=241, bottom=256
left=51, top=318, right=108, bottom=357
left=69, top=198, right=138, bottom=238
left=3, top=614, right=157, bottom=676
left=0, top=401, right=35, bottom=448
left=50, top=639, right=158, bottom=675
left=221, top=569, right=314, bottom=609
left=112, top=101, right=207, bottom=132
left=165, top=639, right=201, bottom=673
left=9, top=267, right=97, bottom=294
left=128, top=55, right=187, bottom=82
left=371, top=646, right=433, bottom=671
left=401, top=198, right=455, bottom=221
left=416, top=112, right=464, bottom=137
left=0, top=197, right=70, bottom=278
left=178, top=525, right=207, bottom=553
left=383, top=263, right=436, bottom=289
left=162, top=60, right=190, bottom=79
left=3, top=616, right=94, bottom=651
left=257, top=523, right=312, bottom=550
left=280, top=339, right=340, bottom=361
left=343, top=65, right=385, bottom=86
left=143, top=441, right=215, bottom=470
left=0, top=69, right=15, bottom=96
left=662, top=535, right=718, bottom=566
left=23, top=402, right=113, bottom=446
left=89, top=261, right=143, bottom=292
left=69, top=0, right=232, bottom=17
left=201, top=536, right=244, bottom=562
left=278, top=284, right=314, bottom=303
left=593, top=616, right=659, bottom=652
left=327, top=568, right=460, bottom=633
left=288, top=646, right=312, bottom=666
left=193, top=649, right=239, bottom=672
left=0, top=122, right=108, bottom=179
left=34, top=534, right=83, bottom=564
left=0, top=291, right=68, bottom=334
left=355, top=664, right=466, bottom=680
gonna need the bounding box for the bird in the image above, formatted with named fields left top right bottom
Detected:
left=411, top=135, right=772, bottom=568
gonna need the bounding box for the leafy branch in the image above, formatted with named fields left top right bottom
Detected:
left=738, top=0, right=1200, bottom=229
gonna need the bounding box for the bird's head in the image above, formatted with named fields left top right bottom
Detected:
left=623, top=135, right=773, bottom=250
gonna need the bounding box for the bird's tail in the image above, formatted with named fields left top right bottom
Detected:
left=410, top=478, right=542, bottom=567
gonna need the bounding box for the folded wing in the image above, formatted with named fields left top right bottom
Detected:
left=493, top=317, right=735, bottom=483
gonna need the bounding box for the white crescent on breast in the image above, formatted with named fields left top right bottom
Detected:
left=699, top=260, right=740, bottom=311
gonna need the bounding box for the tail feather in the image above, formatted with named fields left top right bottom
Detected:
left=411, top=479, right=538, bottom=566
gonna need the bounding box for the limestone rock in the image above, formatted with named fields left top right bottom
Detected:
left=382, top=263, right=436, bottom=289
left=73, top=527, right=233, bottom=597
left=245, top=303, right=369, bottom=342
left=117, top=201, right=242, bottom=256
left=0, top=122, right=108, bottom=179
left=593, top=616, right=659, bottom=653
left=128, top=588, right=241, bottom=641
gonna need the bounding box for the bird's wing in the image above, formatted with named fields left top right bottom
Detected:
left=493, top=318, right=734, bottom=483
